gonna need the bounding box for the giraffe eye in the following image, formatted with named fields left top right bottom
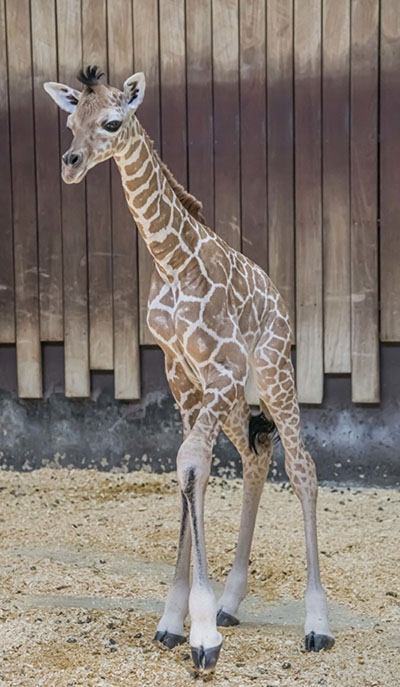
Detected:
left=103, top=120, right=122, bottom=132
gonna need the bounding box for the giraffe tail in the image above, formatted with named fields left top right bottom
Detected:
left=249, top=412, right=278, bottom=455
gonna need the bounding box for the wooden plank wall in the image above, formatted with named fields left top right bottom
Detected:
left=0, top=0, right=398, bottom=405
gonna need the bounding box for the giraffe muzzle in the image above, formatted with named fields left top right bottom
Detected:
left=61, top=149, right=87, bottom=184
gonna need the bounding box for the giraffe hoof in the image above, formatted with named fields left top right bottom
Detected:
left=153, top=630, right=186, bottom=650
left=305, top=632, right=335, bottom=652
left=191, top=642, right=222, bottom=673
left=216, top=609, right=240, bottom=627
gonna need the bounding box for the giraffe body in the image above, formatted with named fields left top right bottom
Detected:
left=44, top=67, right=334, bottom=675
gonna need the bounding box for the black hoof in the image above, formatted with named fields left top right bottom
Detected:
left=191, top=642, right=222, bottom=673
left=216, top=609, right=240, bottom=627
left=305, top=632, right=335, bottom=652
left=153, top=630, right=186, bottom=650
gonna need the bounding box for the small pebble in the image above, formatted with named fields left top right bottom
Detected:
left=134, top=632, right=142, bottom=639
left=67, top=637, right=77, bottom=643
left=109, top=638, right=117, bottom=645
left=109, top=646, right=117, bottom=653
left=77, top=616, right=92, bottom=624
left=282, top=661, right=291, bottom=669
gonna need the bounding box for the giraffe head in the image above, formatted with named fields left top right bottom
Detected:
left=43, top=66, right=145, bottom=184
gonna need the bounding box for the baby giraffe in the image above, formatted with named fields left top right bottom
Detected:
left=44, top=66, right=334, bottom=674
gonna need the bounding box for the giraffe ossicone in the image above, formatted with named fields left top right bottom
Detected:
left=44, top=66, right=334, bottom=675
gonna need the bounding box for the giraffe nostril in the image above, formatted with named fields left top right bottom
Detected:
left=63, top=150, right=83, bottom=167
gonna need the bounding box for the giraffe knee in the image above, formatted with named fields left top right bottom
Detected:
left=177, top=439, right=210, bottom=497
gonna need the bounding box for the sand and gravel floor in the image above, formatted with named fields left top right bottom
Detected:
left=0, top=468, right=398, bottom=686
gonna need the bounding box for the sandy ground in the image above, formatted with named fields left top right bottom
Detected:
left=0, top=468, right=398, bottom=687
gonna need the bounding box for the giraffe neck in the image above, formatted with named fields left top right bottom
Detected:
left=114, top=116, right=202, bottom=280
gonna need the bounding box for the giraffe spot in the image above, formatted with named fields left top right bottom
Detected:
left=144, top=207, right=169, bottom=234
left=175, top=301, right=201, bottom=327
left=124, top=137, right=141, bottom=160
left=150, top=233, right=180, bottom=260
left=147, top=308, right=174, bottom=340
left=186, top=327, right=218, bottom=363
left=182, top=392, right=201, bottom=411
left=125, top=145, right=146, bottom=173
left=133, top=183, right=157, bottom=209
left=125, top=160, right=153, bottom=192
left=181, top=218, right=200, bottom=252
left=180, top=258, right=210, bottom=298
left=202, top=287, right=231, bottom=333
left=141, top=193, right=160, bottom=221
left=217, top=342, right=247, bottom=381
left=232, top=263, right=248, bottom=295
left=167, top=245, right=190, bottom=270
left=202, top=242, right=230, bottom=285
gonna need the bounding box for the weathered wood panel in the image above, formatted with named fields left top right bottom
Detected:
left=350, top=0, right=379, bottom=403
left=212, top=0, right=241, bottom=250
left=31, top=0, right=63, bottom=343
left=240, top=0, right=267, bottom=271
left=133, top=0, right=160, bottom=346
left=82, top=0, right=113, bottom=370
left=0, top=0, right=14, bottom=343
left=267, top=0, right=295, bottom=336
left=294, top=0, right=323, bottom=403
left=186, top=0, right=214, bottom=226
left=108, top=0, right=140, bottom=399
left=322, top=0, right=351, bottom=373
left=0, top=0, right=395, bottom=406
left=57, top=0, right=90, bottom=397
left=159, top=0, right=187, bottom=185
left=6, top=0, right=42, bottom=397
left=380, top=0, right=400, bottom=342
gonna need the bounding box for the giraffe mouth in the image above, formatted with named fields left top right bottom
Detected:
left=61, top=162, right=88, bottom=185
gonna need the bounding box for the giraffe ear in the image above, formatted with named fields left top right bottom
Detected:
left=43, top=82, right=81, bottom=113
left=123, top=72, right=146, bottom=110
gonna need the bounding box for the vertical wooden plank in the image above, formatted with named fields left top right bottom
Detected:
left=133, top=0, right=160, bottom=346
left=0, top=0, right=14, bottom=343
left=212, top=0, right=241, bottom=250
left=267, top=0, right=295, bottom=333
left=186, top=0, right=214, bottom=226
left=57, top=0, right=90, bottom=397
left=82, top=0, right=113, bottom=369
left=350, top=0, right=379, bottom=402
left=6, top=0, right=42, bottom=397
left=31, top=0, right=63, bottom=342
left=380, top=0, right=400, bottom=341
left=294, top=0, right=323, bottom=403
left=159, top=0, right=187, bottom=184
left=239, top=0, right=267, bottom=271
left=322, top=0, right=351, bottom=372
left=108, top=0, right=140, bottom=399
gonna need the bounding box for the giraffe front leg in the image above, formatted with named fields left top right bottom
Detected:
left=217, top=404, right=273, bottom=626
left=154, top=491, right=191, bottom=648
left=154, top=356, right=201, bottom=650
left=177, top=401, right=234, bottom=674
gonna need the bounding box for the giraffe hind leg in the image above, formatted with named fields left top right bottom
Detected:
left=254, top=323, right=334, bottom=652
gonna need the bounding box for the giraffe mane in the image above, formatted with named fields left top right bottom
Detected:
left=145, top=133, right=206, bottom=224
left=77, top=65, right=104, bottom=92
